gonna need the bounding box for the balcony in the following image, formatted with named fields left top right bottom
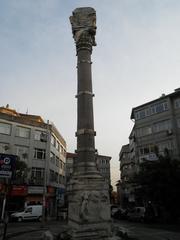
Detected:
left=28, top=178, right=44, bottom=186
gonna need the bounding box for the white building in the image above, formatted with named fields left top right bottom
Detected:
left=0, top=105, right=66, bottom=215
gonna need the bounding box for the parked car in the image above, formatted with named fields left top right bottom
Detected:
left=127, top=207, right=145, bottom=222
left=111, top=205, right=119, bottom=217
left=11, top=205, right=42, bottom=222
left=113, top=208, right=128, bottom=220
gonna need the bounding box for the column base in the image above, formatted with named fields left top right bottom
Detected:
left=67, top=175, right=111, bottom=240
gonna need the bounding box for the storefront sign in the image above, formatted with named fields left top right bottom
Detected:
left=0, top=154, right=17, bottom=178
left=28, top=186, right=44, bottom=194
left=10, top=185, right=28, bottom=196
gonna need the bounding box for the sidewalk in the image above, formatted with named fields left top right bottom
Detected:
left=1, top=219, right=68, bottom=240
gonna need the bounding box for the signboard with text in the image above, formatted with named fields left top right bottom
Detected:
left=10, top=185, right=28, bottom=196
left=0, top=154, right=17, bottom=178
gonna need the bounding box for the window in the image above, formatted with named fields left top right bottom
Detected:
left=50, top=152, right=55, bottom=164
left=62, top=175, right=65, bottom=184
left=59, top=174, right=62, bottom=183
left=174, top=98, right=180, bottom=109
left=50, top=170, right=55, bottom=182
left=139, top=145, right=155, bottom=155
left=63, top=148, right=66, bottom=157
left=158, top=141, right=173, bottom=155
left=34, top=148, right=46, bottom=159
left=34, top=130, right=47, bottom=142
left=55, top=172, right=58, bottom=183
left=31, top=167, right=44, bottom=184
left=0, top=143, right=9, bottom=153
left=67, top=158, right=73, bottom=164
left=153, top=120, right=171, bottom=133
left=51, top=135, right=56, bottom=147
left=60, top=160, right=63, bottom=169
left=60, top=145, right=63, bottom=153
left=59, top=174, right=65, bottom=184
left=15, top=145, right=29, bottom=161
left=16, top=126, right=30, bottom=138
left=56, top=156, right=60, bottom=167
left=0, top=122, right=11, bottom=135
left=25, top=207, right=32, bottom=213
left=177, top=119, right=180, bottom=128
left=56, top=141, right=60, bottom=151
left=34, top=130, right=41, bottom=140
left=136, top=126, right=152, bottom=137
left=32, top=167, right=44, bottom=179
left=62, top=162, right=65, bottom=170
left=135, top=101, right=168, bottom=120
left=152, top=102, right=168, bottom=114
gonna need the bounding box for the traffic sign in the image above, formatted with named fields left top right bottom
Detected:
left=0, top=154, right=17, bottom=178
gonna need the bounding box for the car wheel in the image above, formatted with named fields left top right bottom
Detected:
left=18, top=217, right=22, bottom=222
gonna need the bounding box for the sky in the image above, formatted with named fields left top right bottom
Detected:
left=1, top=0, right=180, bottom=189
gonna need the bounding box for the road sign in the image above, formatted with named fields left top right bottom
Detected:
left=0, top=154, right=17, bottom=178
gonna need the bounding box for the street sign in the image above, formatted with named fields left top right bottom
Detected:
left=0, top=154, right=17, bottom=178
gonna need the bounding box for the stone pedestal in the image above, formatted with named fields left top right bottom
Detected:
left=68, top=176, right=111, bottom=239
left=68, top=7, right=111, bottom=240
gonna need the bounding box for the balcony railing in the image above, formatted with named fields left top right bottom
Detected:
left=28, top=178, right=44, bottom=185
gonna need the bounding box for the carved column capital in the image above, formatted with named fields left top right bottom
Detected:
left=70, top=7, right=96, bottom=52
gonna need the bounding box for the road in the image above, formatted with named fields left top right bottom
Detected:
left=0, top=219, right=180, bottom=240
left=0, top=220, right=67, bottom=240
left=113, top=219, right=180, bottom=240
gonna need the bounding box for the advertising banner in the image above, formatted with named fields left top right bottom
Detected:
left=0, top=154, right=17, bottom=178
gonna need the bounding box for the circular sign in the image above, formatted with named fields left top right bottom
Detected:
left=4, top=157, right=10, bottom=165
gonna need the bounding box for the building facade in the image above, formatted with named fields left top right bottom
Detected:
left=66, top=152, right=111, bottom=186
left=0, top=106, right=66, bottom=215
left=131, top=88, right=180, bottom=162
left=119, top=144, right=136, bottom=207
left=119, top=88, right=180, bottom=207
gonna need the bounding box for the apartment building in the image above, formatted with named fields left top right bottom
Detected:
left=0, top=105, right=66, bottom=215
left=119, top=88, right=180, bottom=207
left=66, top=152, right=111, bottom=186
left=131, top=88, right=180, bottom=162
left=119, top=144, right=136, bottom=207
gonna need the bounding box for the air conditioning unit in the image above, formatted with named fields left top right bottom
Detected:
left=166, top=129, right=173, bottom=135
left=40, top=132, right=47, bottom=142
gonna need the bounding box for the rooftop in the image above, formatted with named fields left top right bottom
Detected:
left=131, top=88, right=180, bottom=119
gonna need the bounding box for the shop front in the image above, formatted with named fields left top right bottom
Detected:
left=47, top=186, right=56, bottom=217
left=7, top=185, right=28, bottom=213
left=27, top=186, right=44, bottom=205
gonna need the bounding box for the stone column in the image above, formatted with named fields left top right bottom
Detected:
left=68, top=7, right=111, bottom=240
left=72, top=8, right=99, bottom=177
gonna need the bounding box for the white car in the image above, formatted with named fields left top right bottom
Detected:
left=11, top=205, right=42, bottom=222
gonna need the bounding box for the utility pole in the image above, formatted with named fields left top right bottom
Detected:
left=41, top=122, right=49, bottom=227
